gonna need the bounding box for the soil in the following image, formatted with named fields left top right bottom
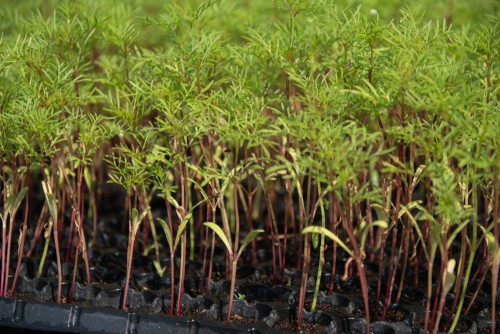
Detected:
left=349, top=306, right=367, bottom=319
left=412, top=315, right=470, bottom=333
left=273, top=319, right=326, bottom=334
left=305, top=300, right=345, bottom=314
left=397, top=288, right=423, bottom=305
left=182, top=308, right=204, bottom=316
left=335, top=279, right=362, bottom=295
left=384, top=308, right=408, bottom=322
left=227, top=314, right=256, bottom=324
left=483, top=306, right=500, bottom=320
left=348, top=304, right=408, bottom=323
left=478, top=326, right=500, bottom=334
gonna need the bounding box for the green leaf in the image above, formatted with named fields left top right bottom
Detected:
left=190, top=179, right=209, bottom=204
left=138, top=208, right=150, bottom=224
left=219, top=168, right=236, bottom=196
left=411, top=165, right=426, bottom=191
left=174, top=212, right=191, bottom=250
left=312, top=232, right=319, bottom=249
left=371, top=203, right=387, bottom=221
left=360, top=220, right=387, bottom=250
left=132, top=208, right=150, bottom=235
left=399, top=204, right=429, bottom=260
left=204, top=222, right=233, bottom=255
left=42, top=182, right=58, bottom=225
left=446, top=219, right=470, bottom=249
left=130, top=208, right=139, bottom=232
left=442, top=259, right=456, bottom=294
left=4, top=194, right=16, bottom=217
left=265, top=164, right=286, bottom=176
left=46, top=194, right=58, bottom=224
left=481, top=228, right=498, bottom=255
left=237, top=229, right=264, bottom=260
left=153, top=260, right=166, bottom=277
left=166, top=193, right=180, bottom=209
left=302, top=226, right=354, bottom=258
left=84, top=167, right=92, bottom=190
left=157, top=218, right=173, bottom=252
left=10, top=187, right=28, bottom=217
left=0, top=213, right=6, bottom=230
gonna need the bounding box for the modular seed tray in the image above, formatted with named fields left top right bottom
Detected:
left=1, top=274, right=498, bottom=334
left=0, top=295, right=492, bottom=334
left=0, top=297, right=289, bottom=334
left=0, top=274, right=497, bottom=333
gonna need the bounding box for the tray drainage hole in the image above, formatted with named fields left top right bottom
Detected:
left=68, top=306, right=81, bottom=329
left=126, top=313, right=140, bottom=334
left=12, top=300, right=26, bottom=323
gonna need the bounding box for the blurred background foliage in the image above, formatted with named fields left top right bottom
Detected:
left=0, top=0, right=498, bottom=48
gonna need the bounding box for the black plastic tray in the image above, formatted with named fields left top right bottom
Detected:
left=0, top=297, right=284, bottom=334
left=2, top=273, right=496, bottom=334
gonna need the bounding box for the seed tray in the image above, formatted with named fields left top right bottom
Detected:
left=0, top=297, right=285, bottom=334
left=4, top=274, right=496, bottom=333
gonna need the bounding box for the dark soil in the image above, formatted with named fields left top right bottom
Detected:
left=413, top=315, right=470, bottom=333
left=348, top=304, right=408, bottom=323
left=182, top=308, right=205, bottom=317
left=305, top=300, right=345, bottom=314
left=227, top=314, right=256, bottom=324
left=483, top=306, right=500, bottom=321
left=384, top=308, right=408, bottom=322
left=398, top=289, right=424, bottom=305
left=273, top=319, right=325, bottom=334
left=349, top=306, right=367, bottom=319
left=478, top=326, right=500, bottom=334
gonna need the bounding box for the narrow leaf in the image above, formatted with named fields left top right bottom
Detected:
left=174, top=212, right=192, bottom=250
left=45, top=192, right=58, bottom=225
left=237, top=229, right=264, bottom=260
left=371, top=203, right=387, bottom=221
left=411, top=165, right=425, bottom=191
left=302, top=226, right=354, bottom=257
left=13, top=187, right=29, bottom=215
left=166, top=193, right=180, bottom=209
left=442, top=259, right=456, bottom=294
left=131, top=208, right=146, bottom=232
left=446, top=219, right=470, bottom=249
left=138, top=208, right=150, bottom=224
left=153, top=260, right=166, bottom=277
left=204, top=222, right=233, bottom=255
left=400, top=205, right=429, bottom=260
left=84, top=167, right=92, bottom=190
left=4, top=194, right=16, bottom=216
left=157, top=218, right=173, bottom=252
left=312, top=232, right=319, bottom=249
left=360, top=219, right=387, bottom=250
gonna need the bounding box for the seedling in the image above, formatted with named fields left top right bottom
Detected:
left=0, top=3, right=497, bottom=334
left=123, top=207, right=149, bottom=310
left=40, top=182, right=62, bottom=303
left=157, top=201, right=192, bottom=315
left=0, top=187, right=28, bottom=296
left=205, top=220, right=263, bottom=321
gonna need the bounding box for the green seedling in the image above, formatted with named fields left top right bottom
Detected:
left=157, top=204, right=192, bottom=315
left=0, top=187, right=28, bottom=297
left=123, top=207, right=150, bottom=311
left=0, top=2, right=497, bottom=332
left=235, top=293, right=246, bottom=300
left=433, top=259, right=457, bottom=334
left=39, top=181, right=62, bottom=303
left=204, top=221, right=263, bottom=322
